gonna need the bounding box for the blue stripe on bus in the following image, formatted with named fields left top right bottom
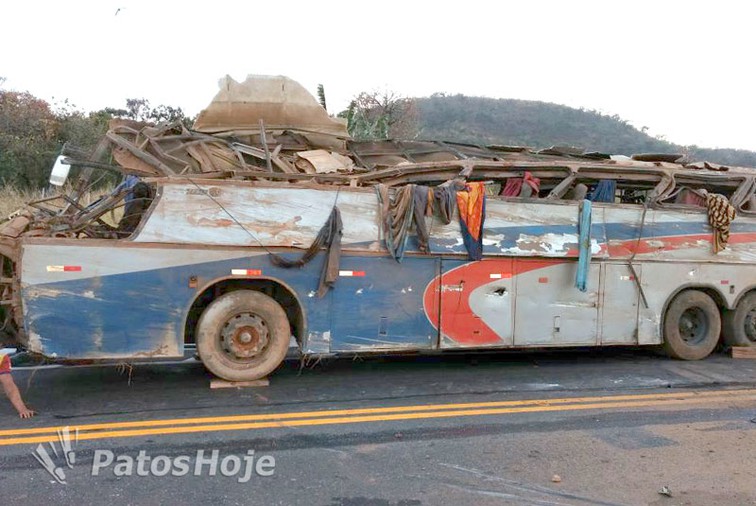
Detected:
left=22, top=254, right=438, bottom=358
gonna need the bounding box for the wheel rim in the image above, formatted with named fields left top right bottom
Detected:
left=220, top=312, right=270, bottom=361
left=745, top=307, right=756, bottom=344
left=679, top=307, right=709, bottom=345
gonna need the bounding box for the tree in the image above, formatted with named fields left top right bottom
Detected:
left=316, top=84, right=327, bottom=113
left=0, top=87, right=60, bottom=187
left=104, top=98, right=192, bottom=127
left=339, top=90, right=419, bottom=141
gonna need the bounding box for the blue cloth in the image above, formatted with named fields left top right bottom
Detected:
left=576, top=199, right=592, bottom=292
left=589, top=180, right=616, bottom=203
left=114, top=175, right=140, bottom=203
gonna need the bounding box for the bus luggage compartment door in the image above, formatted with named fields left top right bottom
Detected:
left=436, top=258, right=515, bottom=348
left=513, top=259, right=600, bottom=345
left=599, top=263, right=641, bottom=344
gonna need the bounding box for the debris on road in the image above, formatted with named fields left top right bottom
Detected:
left=209, top=378, right=270, bottom=389
left=731, top=347, right=756, bottom=359
left=658, top=485, right=673, bottom=497
left=551, top=474, right=562, bottom=483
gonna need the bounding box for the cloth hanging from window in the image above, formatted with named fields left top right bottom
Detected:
left=413, top=185, right=433, bottom=253
left=376, top=184, right=415, bottom=261
left=456, top=182, right=486, bottom=260
left=576, top=199, right=592, bottom=292
left=269, top=206, right=342, bottom=297
left=705, top=193, right=736, bottom=253
left=432, top=181, right=458, bottom=224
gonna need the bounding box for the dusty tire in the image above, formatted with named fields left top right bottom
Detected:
left=723, top=292, right=756, bottom=348
left=196, top=290, right=290, bottom=382
left=663, top=290, right=721, bottom=360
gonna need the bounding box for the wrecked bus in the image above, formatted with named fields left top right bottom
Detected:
left=1, top=76, right=755, bottom=381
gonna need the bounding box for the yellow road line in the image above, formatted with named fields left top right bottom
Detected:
left=2, top=388, right=755, bottom=437
left=0, top=390, right=754, bottom=446
left=1, top=388, right=753, bottom=438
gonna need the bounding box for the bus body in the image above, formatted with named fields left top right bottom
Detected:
left=10, top=162, right=756, bottom=380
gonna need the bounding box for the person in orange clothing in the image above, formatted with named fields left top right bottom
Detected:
left=0, top=353, right=36, bottom=418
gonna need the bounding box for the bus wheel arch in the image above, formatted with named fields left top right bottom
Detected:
left=723, top=290, right=756, bottom=348
left=196, top=289, right=291, bottom=381
left=184, top=277, right=306, bottom=350
left=662, top=289, right=722, bottom=360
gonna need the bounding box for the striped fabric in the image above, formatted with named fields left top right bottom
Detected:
left=706, top=193, right=737, bottom=253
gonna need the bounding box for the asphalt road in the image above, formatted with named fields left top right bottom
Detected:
left=1, top=348, right=756, bottom=506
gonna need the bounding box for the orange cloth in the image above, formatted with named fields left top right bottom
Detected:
left=456, top=182, right=485, bottom=241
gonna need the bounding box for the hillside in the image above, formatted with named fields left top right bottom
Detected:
left=415, top=94, right=756, bottom=168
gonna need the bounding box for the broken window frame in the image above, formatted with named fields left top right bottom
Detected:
left=655, top=173, right=752, bottom=214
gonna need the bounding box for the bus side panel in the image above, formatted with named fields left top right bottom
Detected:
left=19, top=243, right=336, bottom=359
left=599, top=263, right=641, bottom=344
left=428, top=199, right=609, bottom=259
left=329, top=256, right=439, bottom=351
left=637, top=262, right=756, bottom=345
left=513, top=260, right=600, bottom=346
left=433, top=258, right=515, bottom=348
left=20, top=245, right=203, bottom=359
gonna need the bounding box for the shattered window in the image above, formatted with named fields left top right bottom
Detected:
left=486, top=169, right=573, bottom=200
left=658, top=176, right=744, bottom=210
left=549, top=171, right=663, bottom=205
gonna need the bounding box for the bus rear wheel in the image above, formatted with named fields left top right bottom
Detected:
left=196, top=290, right=290, bottom=382
left=723, top=292, right=756, bottom=348
left=663, top=290, right=720, bottom=360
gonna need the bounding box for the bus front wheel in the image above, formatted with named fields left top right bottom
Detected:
left=196, top=290, right=291, bottom=382
left=663, top=290, right=720, bottom=360
left=723, top=292, right=756, bottom=348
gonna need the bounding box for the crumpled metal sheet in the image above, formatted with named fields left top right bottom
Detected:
left=107, top=120, right=247, bottom=177
left=295, top=150, right=354, bottom=174
left=193, top=75, right=349, bottom=138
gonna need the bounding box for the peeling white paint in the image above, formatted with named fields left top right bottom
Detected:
left=307, top=290, right=317, bottom=298
left=445, top=237, right=465, bottom=250
left=517, top=233, right=576, bottom=253
left=93, top=328, right=103, bottom=350
left=356, top=288, right=363, bottom=295
left=27, top=331, right=44, bottom=353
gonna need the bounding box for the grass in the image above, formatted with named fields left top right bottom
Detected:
left=0, top=185, right=41, bottom=219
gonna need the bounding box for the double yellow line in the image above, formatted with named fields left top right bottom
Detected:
left=2, top=388, right=754, bottom=447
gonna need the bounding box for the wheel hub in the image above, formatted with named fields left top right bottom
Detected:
left=679, top=307, right=707, bottom=344
left=221, top=313, right=269, bottom=358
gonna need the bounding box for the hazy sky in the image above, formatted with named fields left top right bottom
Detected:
left=3, top=1, right=755, bottom=151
